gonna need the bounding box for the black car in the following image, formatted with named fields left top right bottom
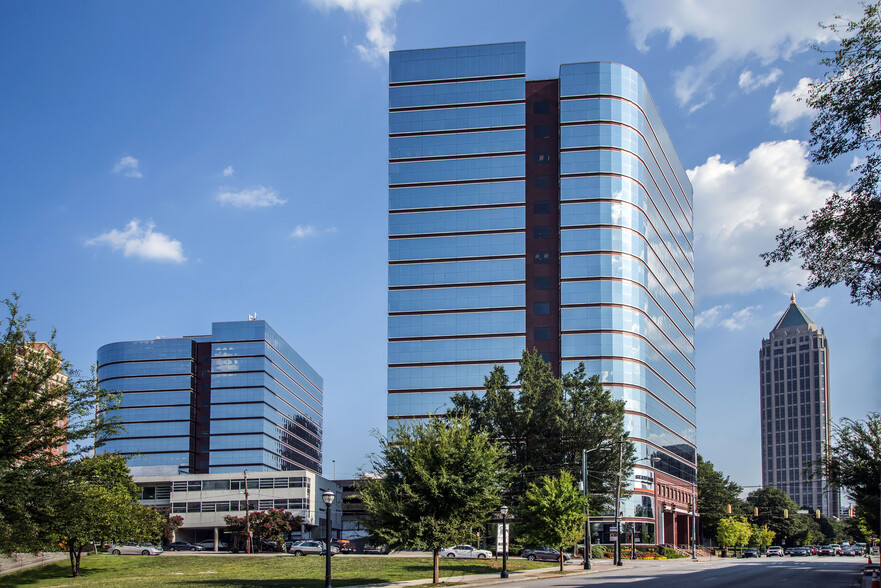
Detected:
left=166, top=541, right=204, bottom=551
left=521, top=547, right=571, bottom=562
left=790, top=546, right=810, bottom=556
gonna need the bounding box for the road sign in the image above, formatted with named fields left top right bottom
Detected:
left=796, top=509, right=809, bottom=514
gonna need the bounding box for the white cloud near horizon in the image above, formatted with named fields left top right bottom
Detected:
left=620, top=0, right=861, bottom=109
left=291, top=224, right=338, bottom=239
left=771, top=77, right=815, bottom=128
left=112, top=156, right=143, bottom=178
left=307, top=0, right=412, bottom=64
left=689, top=140, right=838, bottom=297
left=738, top=68, right=782, bottom=92
left=216, top=186, right=286, bottom=209
left=86, top=220, right=186, bottom=263
left=696, top=304, right=762, bottom=331
left=222, top=166, right=234, bottom=177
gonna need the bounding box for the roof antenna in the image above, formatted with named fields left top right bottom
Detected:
left=790, top=292, right=796, bottom=303
left=248, top=313, right=258, bottom=321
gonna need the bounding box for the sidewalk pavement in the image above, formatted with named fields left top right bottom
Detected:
left=349, top=555, right=715, bottom=588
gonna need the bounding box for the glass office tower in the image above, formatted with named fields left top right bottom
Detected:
left=388, top=43, right=696, bottom=545
left=97, top=320, right=323, bottom=474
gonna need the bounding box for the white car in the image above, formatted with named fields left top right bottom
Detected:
left=109, top=543, right=163, bottom=556
left=440, top=545, right=492, bottom=559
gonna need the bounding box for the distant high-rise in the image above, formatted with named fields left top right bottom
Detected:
left=98, top=319, right=323, bottom=474
left=388, top=42, right=696, bottom=546
left=760, top=295, right=838, bottom=515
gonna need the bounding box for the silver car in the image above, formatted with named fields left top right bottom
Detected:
left=109, top=543, right=163, bottom=556
left=288, top=540, right=338, bottom=556
left=440, top=545, right=492, bottom=559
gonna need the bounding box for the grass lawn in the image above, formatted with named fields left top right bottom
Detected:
left=0, top=554, right=555, bottom=587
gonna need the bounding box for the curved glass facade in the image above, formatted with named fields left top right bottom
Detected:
left=388, top=45, right=695, bottom=495
left=98, top=320, right=323, bottom=474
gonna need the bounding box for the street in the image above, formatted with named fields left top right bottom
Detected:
left=510, top=557, right=867, bottom=588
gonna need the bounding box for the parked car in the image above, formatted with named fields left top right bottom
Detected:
left=819, top=545, right=836, bottom=556
left=166, top=541, right=204, bottom=551
left=109, top=543, right=163, bottom=556
left=841, top=545, right=862, bottom=556
left=521, top=547, right=571, bottom=562
left=766, top=546, right=784, bottom=557
left=194, top=540, right=228, bottom=551
left=790, top=546, right=810, bottom=556
left=830, top=543, right=842, bottom=555
left=331, top=539, right=353, bottom=553
left=288, top=540, right=325, bottom=556
left=363, top=543, right=389, bottom=554
left=439, top=545, right=492, bottom=559
left=742, top=548, right=760, bottom=558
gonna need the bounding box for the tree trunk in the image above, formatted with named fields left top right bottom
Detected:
left=68, top=545, right=82, bottom=578
left=559, top=545, right=564, bottom=572
left=433, top=546, right=440, bottom=584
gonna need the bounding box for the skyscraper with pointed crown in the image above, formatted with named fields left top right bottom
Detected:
left=759, top=294, right=838, bottom=515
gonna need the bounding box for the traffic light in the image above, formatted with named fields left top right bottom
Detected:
left=816, top=510, right=821, bottom=519
left=848, top=507, right=854, bottom=517
left=783, top=509, right=789, bottom=519
left=727, top=504, right=732, bottom=514
left=754, top=507, right=759, bottom=517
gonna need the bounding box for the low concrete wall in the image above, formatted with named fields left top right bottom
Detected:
left=0, top=552, right=68, bottom=576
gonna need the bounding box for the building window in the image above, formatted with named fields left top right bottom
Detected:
left=533, top=125, right=550, bottom=139
left=534, top=252, right=550, bottom=264
left=533, top=100, right=550, bottom=114
left=534, top=226, right=550, bottom=239
left=534, top=200, right=550, bottom=214
left=534, top=151, right=550, bottom=164
left=534, top=302, right=551, bottom=315
left=534, top=327, right=551, bottom=340
left=539, top=352, right=551, bottom=363
left=533, top=175, right=550, bottom=189
left=534, top=276, right=550, bottom=289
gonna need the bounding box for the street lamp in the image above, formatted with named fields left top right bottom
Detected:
left=322, top=491, right=335, bottom=588
left=500, top=506, right=509, bottom=579
left=581, top=445, right=611, bottom=570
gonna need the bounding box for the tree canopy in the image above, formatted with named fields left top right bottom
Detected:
left=450, top=350, right=635, bottom=509
left=359, top=415, right=507, bottom=584
left=762, top=1, right=881, bottom=304
left=816, top=412, right=881, bottom=537
left=515, top=471, right=586, bottom=572
left=696, top=455, right=744, bottom=542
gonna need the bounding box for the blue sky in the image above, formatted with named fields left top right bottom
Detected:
left=2, top=0, right=878, bottom=489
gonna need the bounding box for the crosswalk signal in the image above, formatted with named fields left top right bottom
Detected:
left=783, top=509, right=789, bottom=519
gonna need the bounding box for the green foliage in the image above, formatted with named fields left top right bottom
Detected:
left=450, top=350, right=634, bottom=510
left=697, top=455, right=744, bottom=542
left=745, top=487, right=798, bottom=544
left=762, top=2, right=881, bottom=304
left=749, top=524, right=775, bottom=549
left=590, top=544, right=608, bottom=559
left=359, top=415, right=507, bottom=584
left=224, top=509, right=302, bottom=552
left=716, top=517, right=751, bottom=548
left=515, top=471, right=586, bottom=571
left=817, top=412, right=881, bottom=537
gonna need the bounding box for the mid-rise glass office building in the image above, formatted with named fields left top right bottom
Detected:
left=388, top=43, right=696, bottom=545
left=97, top=320, right=323, bottom=474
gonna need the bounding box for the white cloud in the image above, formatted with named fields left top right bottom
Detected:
left=738, top=68, right=782, bottom=92
left=86, top=220, right=186, bottom=263
left=291, top=225, right=338, bottom=239
left=307, top=0, right=411, bottom=64
left=216, top=186, right=286, bottom=209
left=689, top=140, right=839, bottom=297
left=771, top=77, right=815, bottom=129
left=695, top=305, right=728, bottom=328
left=806, top=296, right=831, bottom=310
left=222, top=166, right=234, bottom=177
left=620, top=0, right=861, bottom=108
left=112, top=156, right=143, bottom=178
left=720, top=305, right=762, bottom=330
left=309, top=0, right=407, bottom=64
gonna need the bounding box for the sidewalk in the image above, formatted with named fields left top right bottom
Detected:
left=349, top=555, right=712, bottom=588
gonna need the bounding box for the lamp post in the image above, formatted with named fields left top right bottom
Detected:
left=691, top=481, right=697, bottom=560
left=322, top=491, right=335, bottom=588
left=581, top=445, right=608, bottom=570
left=500, top=506, right=509, bottom=579
left=614, top=440, right=624, bottom=566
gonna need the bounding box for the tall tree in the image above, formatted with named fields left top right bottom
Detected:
left=359, top=415, right=507, bottom=584
left=716, top=517, right=751, bottom=551
left=745, top=487, right=800, bottom=545
left=0, top=294, right=123, bottom=555
left=450, top=350, right=634, bottom=510
left=515, top=471, right=586, bottom=572
left=762, top=1, right=881, bottom=304
left=815, top=412, right=881, bottom=537
left=697, top=455, right=744, bottom=543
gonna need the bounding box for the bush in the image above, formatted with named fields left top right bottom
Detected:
left=664, top=548, right=687, bottom=559
left=591, top=544, right=609, bottom=559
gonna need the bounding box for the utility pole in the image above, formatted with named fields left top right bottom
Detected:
left=583, top=448, right=590, bottom=570
left=244, top=469, right=252, bottom=554
left=691, top=481, right=697, bottom=560
left=614, top=439, right=623, bottom=566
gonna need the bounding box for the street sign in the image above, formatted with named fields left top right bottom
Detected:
left=610, top=530, right=618, bottom=542
left=796, top=509, right=809, bottom=514
left=496, top=524, right=510, bottom=554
